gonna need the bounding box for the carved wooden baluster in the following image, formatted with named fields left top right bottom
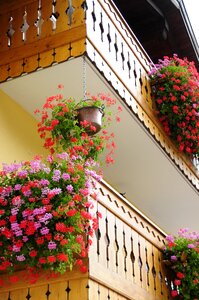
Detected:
left=99, top=12, right=104, bottom=42
left=114, top=223, right=119, bottom=271
left=98, top=204, right=108, bottom=266
left=145, top=246, right=150, bottom=287
left=123, top=224, right=133, bottom=282
left=158, top=251, right=166, bottom=297
left=65, top=282, right=71, bottom=299
left=146, top=241, right=154, bottom=290
left=66, top=0, right=75, bottom=26
left=8, top=292, right=11, bottom=300
left=115, top=217, right=125, bottom=277
left=107, top=23, right=111, bottom=52
left=106, top=210, right=116, bottom=272
left=96, top=222, right=101, bottom=259
left=153, top=247, right=163, bottom=296
left=34, top=0, right=44, bottom=36
left=98, top=284, right=108, bottom=300
left=45, top=284, right=51, bottom=300
left=121, top=42, right=125, bottom=70
left=127, top=51, right=131, bottom=78
left=7, top=17, right=15, bottom=47
left=29, top=285, right=49, bottom=299
left=105, top=216, right=110, bottom=267
left=49, top=281, right=70, bottom=299
left=138, top=241, right=143, bottom=283
left=69, top=278, right=88, bottom=299
left=139, top=68, right=143, bottom=93
left=21, top=9, right=29, bottom=41
left=122, top=230, right=127, bottom=275
left=130, top=236, right=135, bottom=279
left=139, top=235, right=148, bottom=289
left=151, top=251, right=157, bottom=291
left=91, top=1, right=96, bottom=31
left=50, top=1, right=60, bottom=31
left=114, top=33, right=118, bottom=61
left=133, top=60, right=137, bottom=87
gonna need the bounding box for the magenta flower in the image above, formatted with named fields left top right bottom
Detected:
left=52, top=169, right=61, bottom=181
left=40, top=227, right=49, bottom=235
left=66, top=185, right=73, bottom=193
left=48, top=241, right=57, bottom=250
left=170, top=255, right=177, bottom=261
left=62, top=173, right=70, bottom=180
left=187, top=244, right=195, bottom=249
left=16, top=254, right=26, bottom=261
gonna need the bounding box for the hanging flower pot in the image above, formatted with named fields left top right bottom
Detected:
left=76, top=102, right=104, bottom=135
left=35, top=88, right=122, bottom=163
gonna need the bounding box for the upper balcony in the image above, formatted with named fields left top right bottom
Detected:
left=0, top=0, right=198, bottom=236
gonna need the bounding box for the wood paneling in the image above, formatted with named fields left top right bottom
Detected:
left=0, top=0, right=86, bottom=81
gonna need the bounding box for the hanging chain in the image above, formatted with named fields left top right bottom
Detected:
left=83, top=56, right=87, bottom=100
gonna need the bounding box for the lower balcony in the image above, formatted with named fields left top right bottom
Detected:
left=0, top=181, right=171, bottom=300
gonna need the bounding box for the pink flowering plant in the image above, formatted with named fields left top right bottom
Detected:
left=35, top=85, right=122, bottom=165
left=0, top=153, right=101, bottom=284
left=163, top=228, right=199, bottom=299
left=149, top=54, right=199, bottom=159
left=0, top=86, right=122, bottom=285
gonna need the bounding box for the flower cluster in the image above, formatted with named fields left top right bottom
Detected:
left=149, top=54, right=199, bottom=158
left=0, top=86, right=122, bottom=285
left=163, top=228, right=199, bottom=299
left=35, top=85, right=122, bottom=165
left=0, top=153, right=101, bottom=285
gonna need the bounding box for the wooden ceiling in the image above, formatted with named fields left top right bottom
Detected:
left=113, top=0, right=199, bottom=69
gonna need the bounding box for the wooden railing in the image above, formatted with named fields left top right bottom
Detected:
left=0, top=0, right=86, bottom=82
left=85, top=0, right=199, bottom=187
left=86, top=0, right=153, bottom=110
left=0, top=181, right=171, bottom=300
left=0, top=0, right=199, bottom=186
left=88, top=180, right=171, bottom=300
left=0, top=267, right=89, bottom=300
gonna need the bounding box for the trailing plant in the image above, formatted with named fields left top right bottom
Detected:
left=0, top=85, right=122, bottom=285
left=149, top=54, right=199, bottom=159
left=35, top=85, right=122, bottom=165
left=163, top=228, right=199, bottom=299
left=0, top=153, right=101, bottom=284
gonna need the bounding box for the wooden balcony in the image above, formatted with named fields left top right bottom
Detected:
left=0, top=0, right=198, bottom=188
left=0, top=1, right=198, bottom=297
left=0, top=180, right=172, bottom=300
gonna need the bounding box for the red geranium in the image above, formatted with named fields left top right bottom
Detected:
left=149, top=55, right=199, bottom=161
